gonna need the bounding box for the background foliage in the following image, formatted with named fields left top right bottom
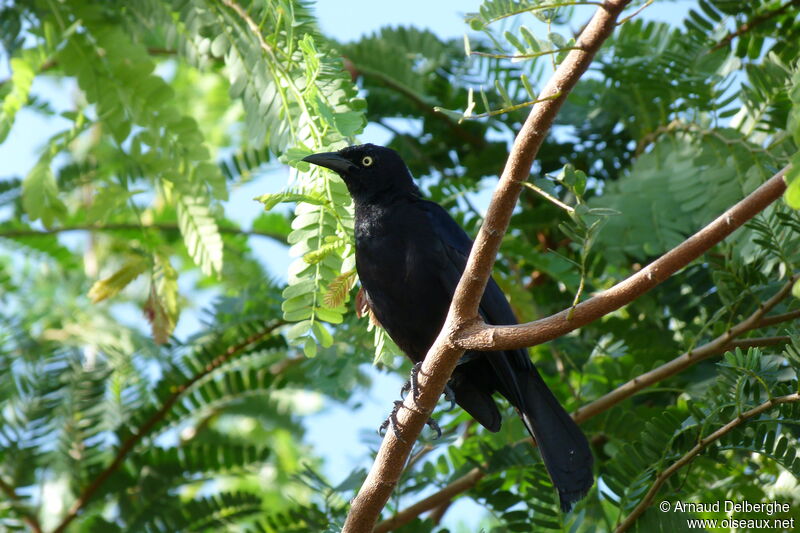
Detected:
left=1, top=0, right=800, bottom=531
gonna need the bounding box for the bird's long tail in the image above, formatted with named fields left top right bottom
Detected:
left=515, top=367, right=594, bottom=511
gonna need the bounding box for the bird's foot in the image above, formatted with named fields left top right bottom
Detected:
left=390, top=363, right=451, bottom=440
left=402, top=363, right=454, bottom=411
left=377, top=399, right=443, bottom=440
left=378, top=400, right=406, bottom=441
left=400, top=361, right=424, bottom=402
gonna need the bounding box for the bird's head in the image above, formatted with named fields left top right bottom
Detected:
left=302, top=144, right=420, bottom=203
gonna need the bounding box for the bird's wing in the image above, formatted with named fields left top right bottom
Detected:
left=420, top=200, right=531, bottom=371
left=420, top=201, right=593, bottom=508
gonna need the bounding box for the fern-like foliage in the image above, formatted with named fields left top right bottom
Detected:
left=143, top=491, right=264, bottom=532
left=590, top=128, right=780, bottom=262
left=3, top=1, right=800, bottom=532
left=139, top=0, right=368, bottom=355
left=601, top=347, right=800, bottom=529
left=0, top=278, right=310, bottom=531
left=10, top=2, right=229, bottom=294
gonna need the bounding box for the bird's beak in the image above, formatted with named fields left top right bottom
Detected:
left=302, top=152, right=357, bottom=174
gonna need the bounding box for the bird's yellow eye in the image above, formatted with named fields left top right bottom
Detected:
left=361, top=156, right=374, bottom=167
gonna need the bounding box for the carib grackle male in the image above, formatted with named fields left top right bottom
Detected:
left=303, top=144, right=593, bottom=511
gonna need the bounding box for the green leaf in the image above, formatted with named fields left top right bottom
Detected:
left=256, top=190, right=327, bottom=211
left=283, top=279, right=317, bottom=300
left=334, top=111, right=364, bottom=137
left=433, top=106, right=465, bottom=122
left=285, top=319, right=313, bottom=341
left=175, top=188, right=224, bottom=277
left=314, top=307, right=343, bottom=324
left=144, top=255, right=180, bottom=344
left=210, top=33, right=229, bottom=57
left=282, top=293, right=315, bottom=313
left=311, top=321, right=334, bottom=348
left=785, top=160, right=800, bottom=209
left=303, top=336, right=318, bottom=357
left=283, top=307, right=313, bottom=322
left=22, top=159, right=67, bottom=228
left=0, top=49, right=45, bottom=143
left=85, top=184, right=138, bottom=224
left=88, top=256, right=149, bottom=303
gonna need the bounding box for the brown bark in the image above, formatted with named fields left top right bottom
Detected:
left=453, top=167, right=790, bottom=352
left=342, top=1, right=635, bottom=531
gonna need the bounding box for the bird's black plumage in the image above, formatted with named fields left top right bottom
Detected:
left=303, top=144, right=593, bottom=510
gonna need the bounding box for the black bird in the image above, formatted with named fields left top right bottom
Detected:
left=303, top=144, right=593, bottom=511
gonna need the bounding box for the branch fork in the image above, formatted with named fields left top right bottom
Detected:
left=343, top=0, right=797, bottom=528
left=343, top=1, right=636, bottom=531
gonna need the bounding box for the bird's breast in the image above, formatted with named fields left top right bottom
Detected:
left=353, top=204, right=450, bottom=358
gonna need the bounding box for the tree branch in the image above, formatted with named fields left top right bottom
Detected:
left=0, top=48, right=176, bottom=87
left=0, top=476, right=42, bottom=533
left=342, top=2, right=634, bottom=531
left=352, top=64, right=487, bottom=149
left=51, top=321, right=284, bottom=533
left=428, top=499, right=453, bottom=525
left=374, top=276, right=798, bottom=530
left=453, top=166, right=791, bottom=353
left=0, top=222, right=287, bottom=244
left=573, top=273, right=798, bottom=423
left=615, top=392, right=800, bottom=532
left=710, top=0, right=800, bottom=52
left=372, top=468, right=486, bottom=533
left=756, top=308, right=800, bottom=328
left=728, top=336, right=792, bottom=350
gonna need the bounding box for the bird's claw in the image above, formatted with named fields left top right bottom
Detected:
left=378, top=400, right=406, bottom=442
left=443, top=383, right=456, bottom=411
left=412, top=361, right=424, bottom=401
left=377, top=399, right=443, bottom=440
left=400, top=380, right=411, bottom=400
left=400, top=361, right=423, bottom=402
left=426, top=416, right=442, bottom=439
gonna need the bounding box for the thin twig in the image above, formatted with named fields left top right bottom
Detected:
left=373, top=468, right=486, bottom=533
left=615, top=393, right=800, bottom=532
left=355, top=66, right=486, bottom=149
left=470, top=47, right=582, bottom=61
left=615, top=0, right=652, bottom=25
left=404, top=444, right=435, bottom=474
left=728, top=336, right=792, bottom=350
left=573, top=273, right=798, bottom=423
left=51, top=321, right=284, bottom=533
left=0, top=222, right=287, bottom=244
left=756, top=308, right=800, bottom=328
left=460, top=93, right=561, bottom=120
left=521, top=181, right=575, bottom=212
left=710, top=0, right=800, bottom=52
left=0, top=477, right=43, bottom=533
left=428, top=499, right=453, bottom=525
